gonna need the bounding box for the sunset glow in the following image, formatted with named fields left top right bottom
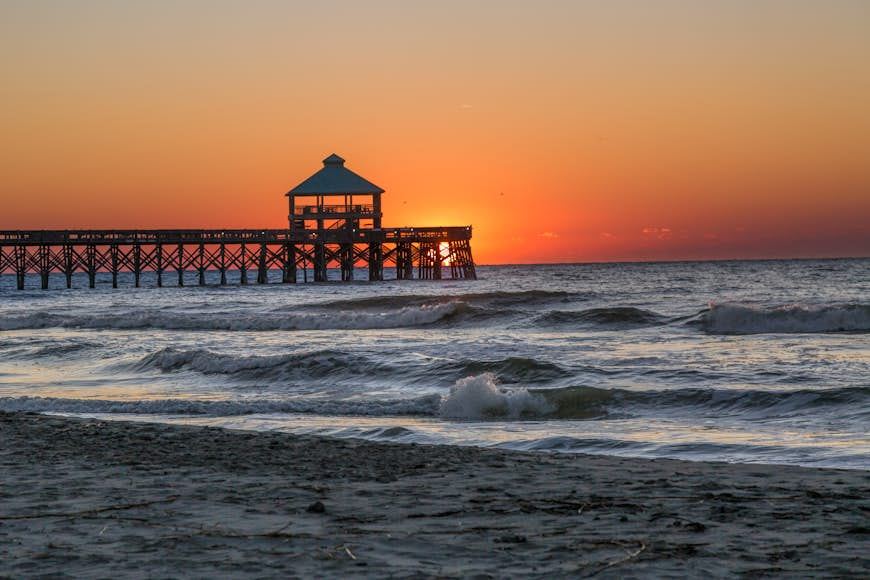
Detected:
left=439, top=243, right=452, bottom=266
left=1, top=0, right=868, bottom=263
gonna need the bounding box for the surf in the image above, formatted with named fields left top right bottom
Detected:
left=702, top=302, right=870, bottom=334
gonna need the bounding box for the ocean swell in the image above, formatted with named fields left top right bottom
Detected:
left=128, top=347, right=573, bottom=385
left=0, top=302, right=463, bottom=331
left=536, top=307, right=668, bottom=329
left=702, top=302, right=870, bottom=334
left=3, top=382, right=868, bottom=422
left=0, top=338, right=101, bottom=360
left=132, top=347, right=394, bottom=380
left=320, top=290, right=580, bottom=311
left=442, top=357, right=570, bottom=383
left=0, top=395, right=442, bottom=417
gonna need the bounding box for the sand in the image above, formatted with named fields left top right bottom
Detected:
left=1, top=412, right=868, bottom=578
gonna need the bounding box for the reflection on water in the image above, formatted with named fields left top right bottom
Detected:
left=68, top=412, right=870, bottom=470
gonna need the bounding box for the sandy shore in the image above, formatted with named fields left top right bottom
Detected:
left=1, top=412, right=868, bottom=578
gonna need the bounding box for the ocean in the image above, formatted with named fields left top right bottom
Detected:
left=1, top=259, right=868, bottom=470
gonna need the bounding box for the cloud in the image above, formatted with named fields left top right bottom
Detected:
left=459, top=104, right=473, bottom=110
left=538, top=231, right=559, bottom=239
left=641, top=227, right=673, bottom=240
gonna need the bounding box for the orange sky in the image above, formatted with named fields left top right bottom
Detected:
left=1, top=0, right=868, bottom=263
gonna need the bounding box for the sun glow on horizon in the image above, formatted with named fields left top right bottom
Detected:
left=439, top=242, right=453, bottom=266
left=1, top=1, right=868, bottom=263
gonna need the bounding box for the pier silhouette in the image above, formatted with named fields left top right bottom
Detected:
left=0, top=155, right=476, bottom=289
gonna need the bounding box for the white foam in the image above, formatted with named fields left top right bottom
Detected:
left=705, top=302, right=870, bottom=334
left=438, top=373, right=551, bottom=419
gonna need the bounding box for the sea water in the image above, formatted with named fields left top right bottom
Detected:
left=1, top=259, right=868, bottom=469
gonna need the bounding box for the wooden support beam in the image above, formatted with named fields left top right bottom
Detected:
left=133, top=244, right=141, bottom=288
left=240, top=242, right=248, bottom=285
left=368, top=243, right=383, bottom=281
left=86, top=245, right=96, bottom=288
left=395, top=242, right=413, bottom=280
left=110, top=244, right=119, bottom=288
left=314, top=243, right=327, bottom=282
left=198, top=243, right=206, bottom=286
left=0, top=247, right=8, bottom=281
left=340, top=243, right=353, bottom=281
left=257, top=243, right=268, bottom=284
left=283, top=242, right=296, bottom=283
left=175, top=243, right=185, bottom=286
left=15, top=245, right=26, bottom=290
left=156, top=243, right=164, bottom=287
left=219, top=243, right=227, bottom=285
left=67, top=246, right=81, bottom=288
left=39, top=245, right=50, bottom=289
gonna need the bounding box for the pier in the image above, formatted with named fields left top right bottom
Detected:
left=0, top=155, right=476, bottom=289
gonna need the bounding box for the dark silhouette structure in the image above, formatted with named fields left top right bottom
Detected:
left=0, top=154, right=476, bottom=289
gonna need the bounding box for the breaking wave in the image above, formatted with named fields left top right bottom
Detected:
left=3, top=377, right=868, bottom=422
left=129, top=348, right=572, bottom=385
left=702, top=302, right=870, bottom=334
left=439, top=377, right=870, bottom=421
left=438, top=374, right=552, bottom=419
left=0, top=302, right=465, bottom=332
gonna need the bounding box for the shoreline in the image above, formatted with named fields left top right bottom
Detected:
left=2, top=411, right=868, bottom=577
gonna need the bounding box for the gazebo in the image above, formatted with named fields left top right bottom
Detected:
left=281, top=153, right=475, bottom=282
left=286, top=154, right=384, bottom=234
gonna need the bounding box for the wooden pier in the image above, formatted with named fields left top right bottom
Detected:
left=0, top=155, right=476, bottom=289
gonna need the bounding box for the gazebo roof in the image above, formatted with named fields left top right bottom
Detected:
left=286, top=154, right=385, bottom=196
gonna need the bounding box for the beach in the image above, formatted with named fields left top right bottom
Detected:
left=2, top=412, right=868, bottom=577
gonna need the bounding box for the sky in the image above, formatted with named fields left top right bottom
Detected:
left=1, top=0, right=868, bottom=264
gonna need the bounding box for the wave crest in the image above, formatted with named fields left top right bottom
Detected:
left=703, top=302, right=870, bottom=334
left=321, top=290, right=579, bottom=311
left=130, top=348, right=573, bottom=386
left=0, top=395, right=441, bottom=417
left=0, top=302, right=464, bottom=332
left=536, top=307, right=667, bottom=328
left=446, top=357, right=569, bottom=383
left=438, top=373, right=551, bottom=419
left=2, top=383, right=867, bottom=422
left=132, top=347, right=392, bottom=380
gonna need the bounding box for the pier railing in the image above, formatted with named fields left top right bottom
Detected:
left=0, top=227, right=472, bottom=246
left=295, top=204, right=377, bottom=216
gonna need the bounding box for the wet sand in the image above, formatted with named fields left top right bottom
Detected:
left=1, top=412, right=868, bottom=578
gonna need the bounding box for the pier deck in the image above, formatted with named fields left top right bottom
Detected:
left=0, top=226, right=476, bottom=289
